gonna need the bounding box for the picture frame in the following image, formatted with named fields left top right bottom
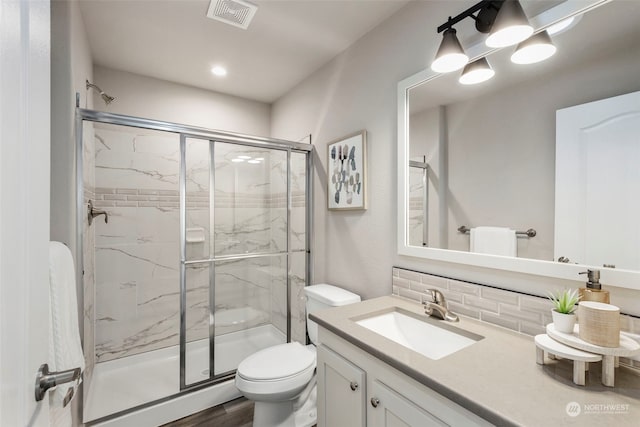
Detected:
left=327, top=130, right=367, bottom=211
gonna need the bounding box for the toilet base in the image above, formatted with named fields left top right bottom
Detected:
left=251, top=385, right=316, bottom=427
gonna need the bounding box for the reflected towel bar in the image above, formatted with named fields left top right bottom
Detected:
left=457, top=225, right=536, bottom=238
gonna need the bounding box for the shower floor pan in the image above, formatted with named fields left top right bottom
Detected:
left=84, top=324, right=285, bottom=423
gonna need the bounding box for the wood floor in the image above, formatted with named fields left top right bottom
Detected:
left=161, top=397, right=254, bottom=427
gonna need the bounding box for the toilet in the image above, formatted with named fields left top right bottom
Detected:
left=235, top=284, right=361, bottom=427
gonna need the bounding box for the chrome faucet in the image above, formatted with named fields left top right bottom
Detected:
left=423, top=289, right=459, bottom=322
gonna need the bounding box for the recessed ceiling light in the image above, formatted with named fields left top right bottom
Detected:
left=247, top=160, right=261, bottom=164
left=237, top=155, right=251, bottom=159
left=254, top=157, right=264, bottom=161
left=231, top=158, right=244, bottom=162
left=211, top=66, right=227, bottom=77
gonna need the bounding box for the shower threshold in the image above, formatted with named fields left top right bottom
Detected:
left=84, top=324, right=285, bottom=423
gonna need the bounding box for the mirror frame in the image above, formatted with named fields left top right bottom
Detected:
left=397, top=0, right=640, bottom=291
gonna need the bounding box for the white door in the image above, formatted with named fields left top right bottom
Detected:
left=0, top=0, right=51, bottom=426
left=555, top=91, right=640, bottom=269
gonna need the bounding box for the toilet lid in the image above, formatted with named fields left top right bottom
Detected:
left=237, top=342, right=315, bottom=381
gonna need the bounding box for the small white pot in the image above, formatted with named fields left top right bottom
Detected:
left=552, top=309, right=576, bottom=333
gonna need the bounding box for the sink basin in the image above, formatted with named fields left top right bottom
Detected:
left=355, top=309, right=482, bottom=360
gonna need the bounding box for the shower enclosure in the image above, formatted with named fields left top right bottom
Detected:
left=76, top=109, right=312, bottom=423
left=408, top=158, right=428, bottom=247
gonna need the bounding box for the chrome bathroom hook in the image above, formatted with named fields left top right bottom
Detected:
left=88, top=200, right=108, bottom=225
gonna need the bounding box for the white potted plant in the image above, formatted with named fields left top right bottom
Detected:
left=547, top=289, right=580, bottom=333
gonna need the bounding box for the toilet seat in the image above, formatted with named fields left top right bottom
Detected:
left=235, top=342, right=316, bottom=399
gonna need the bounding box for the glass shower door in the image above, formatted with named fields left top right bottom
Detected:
left=182, top=139, right=300, bottom=387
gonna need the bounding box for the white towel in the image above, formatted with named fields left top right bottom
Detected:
left=470, top=226, right=517, bottom=257
left=48, top=241, right=85, bottom=427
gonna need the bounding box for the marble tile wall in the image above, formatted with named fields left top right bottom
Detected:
left=90, top=127, right=308, bottom=363
left=392, top=267, right=640, bottom=370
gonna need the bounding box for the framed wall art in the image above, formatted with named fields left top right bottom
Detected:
left=327, top=131, right=367, bottom=210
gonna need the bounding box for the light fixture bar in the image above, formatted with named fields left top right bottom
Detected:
left=437, top=0, right=504, bottom=33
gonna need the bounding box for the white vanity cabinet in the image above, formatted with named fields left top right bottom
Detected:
left=317, top=344, right=366, bottom=427
left=317, top=328, right=493, bottom=427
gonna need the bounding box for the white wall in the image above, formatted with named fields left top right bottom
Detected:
left=50, top=3, right=94, bottom=423
left=271, top=1, right=640, bottom=314
left=92, top=66, right=271, bottom=137
left=51, top=0, right=93, bottom=254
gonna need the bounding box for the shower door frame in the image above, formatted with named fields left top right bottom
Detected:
left=76, top=108, right=313, bottom=418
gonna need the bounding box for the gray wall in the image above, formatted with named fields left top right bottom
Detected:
left=93, top=66, right=271, bottom=136
left=270, top=1, right=640, bottom=313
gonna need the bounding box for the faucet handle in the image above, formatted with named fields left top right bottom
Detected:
left=423, top=288, right=446, bottom=305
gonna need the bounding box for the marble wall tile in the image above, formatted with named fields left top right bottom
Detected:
left=90, top=127, right=309, bottom=363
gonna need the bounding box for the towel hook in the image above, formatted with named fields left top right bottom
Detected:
left=88, top=200, right=108, bottom=225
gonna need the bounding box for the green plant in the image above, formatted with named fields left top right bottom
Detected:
left=547, top=288, right=580, bottom=314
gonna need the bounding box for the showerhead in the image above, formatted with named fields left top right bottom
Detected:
left=100, top=92, right=115, bottom=105
left=86, top=80, right=116, bottom=105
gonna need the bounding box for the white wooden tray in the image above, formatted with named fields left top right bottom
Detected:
left=546, top=323, right=640, bottom=357
left=545, top=323, right=640, bottom=387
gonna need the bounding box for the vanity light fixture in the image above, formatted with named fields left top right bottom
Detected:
left=485, top=0, right=533, bottom=48
left=510, top=31, right=556, bottom=64
left=459, top=57, right=495, bottom=85
left=431, top=28, right=469, bottom=73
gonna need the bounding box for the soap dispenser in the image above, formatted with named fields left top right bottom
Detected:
left=578, top=269, right=610, bottom=303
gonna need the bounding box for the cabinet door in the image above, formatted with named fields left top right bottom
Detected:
left=317, top=345, right=366, bottom=427
left=369, top=380, right=448, bottom=427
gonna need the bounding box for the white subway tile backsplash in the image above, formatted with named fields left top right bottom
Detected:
left=519, top=321, right=546, bottom=336
left=447, top=301, right=480, bottom=319
left=442, top=290, right=463, bottom=304
left=448, top=279, right=480, bottom=296
left=520, top=295, right=552, bottom=313
left=398, top=269, right=422, bottom=282
left=481, top=287, right=519, bottom=305
left=421, top=274, right=447, bottom=289
left=392, top=276, right=410, bottom=289
left=464, top=295, right=499, bottom=313
left=499, top=303, right=542, bottom=323
left=409, top=280, right=436, bottom=295
left=398, top=287, right=423, bottom=302
left=481, top=312, right=519, bottom=331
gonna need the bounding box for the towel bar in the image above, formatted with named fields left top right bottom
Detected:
left=457, top=225, right=536, bottom=238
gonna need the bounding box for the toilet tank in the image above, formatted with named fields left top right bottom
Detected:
left=304, top=284, right=361, bottom=345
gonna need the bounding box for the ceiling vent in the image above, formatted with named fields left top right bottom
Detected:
left=206, top=0, right=258, bottom=30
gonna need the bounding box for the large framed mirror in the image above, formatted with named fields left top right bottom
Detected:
left=397, top=0, right=640, bottom=290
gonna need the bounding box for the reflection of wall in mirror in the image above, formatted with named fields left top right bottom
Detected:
left=409, top=40, right=640, bottom=261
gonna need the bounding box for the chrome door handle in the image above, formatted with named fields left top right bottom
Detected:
left=35, top=363, right=81, bottom=402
